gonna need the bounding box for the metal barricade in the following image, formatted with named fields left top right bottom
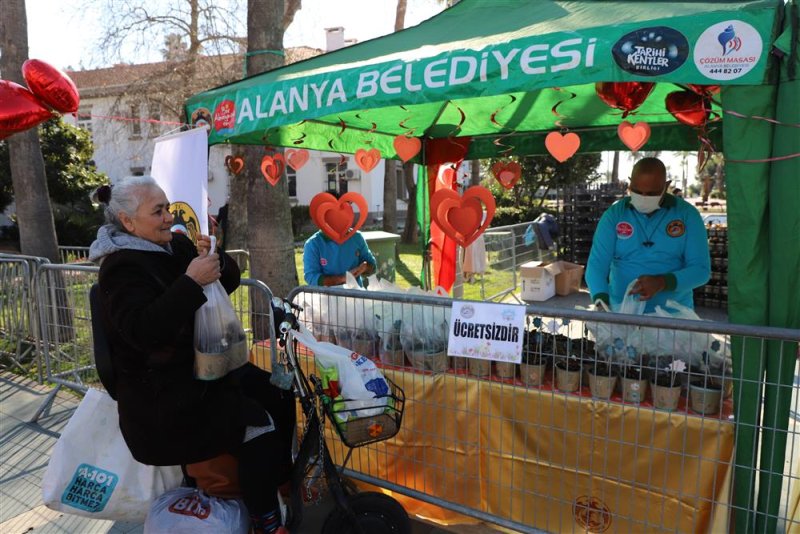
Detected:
left=288, top=285, right=800, bottom=533
left=58, top=246, right=91, bottom=264
left=451, top=221, right=557, bottom=303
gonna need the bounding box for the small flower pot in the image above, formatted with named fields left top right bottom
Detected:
left=379, top=347, right=406, bottom=367
left=449, top=356, right=469, bottom=371
left=621, top=375, right=649, bottom=404
left=520, top=362, right=547, bottom=387
left=555, top=361, right=581, bottom=392
left=495, top=362, right=517, bottom=379
left=410, top=349, right=448, bottom=373
left=652, top=383, right=682, bottom=411
left=468, top=358, right=491, bottom=378
left=588, top=370, right=617, bottom=399
left=689, top=381, right=723, bottom=415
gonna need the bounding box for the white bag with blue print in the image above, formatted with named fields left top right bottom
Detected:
left=42, top=388, right=183, bottom=521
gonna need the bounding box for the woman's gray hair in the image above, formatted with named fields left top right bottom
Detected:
left=104, top=175, right=161, bottom=229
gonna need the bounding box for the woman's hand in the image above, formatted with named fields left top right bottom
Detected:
left=350, top=261, right=370, bottom=277
left=196, top=234, right=213, bottom=256
left=186, top=250, right=221, bottom=286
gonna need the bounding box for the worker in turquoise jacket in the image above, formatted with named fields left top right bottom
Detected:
left=586, top=157, right=710, bottom=313
left=303, top=230, right=377, bottom=286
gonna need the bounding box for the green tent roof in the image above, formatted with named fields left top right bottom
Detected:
left=186, top=0, right=780, bottom=159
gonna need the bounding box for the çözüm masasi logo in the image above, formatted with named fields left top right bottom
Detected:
left=573, top=495, right=612, bottom=533
left=693, top=20, right=763, bottom=81
left=612, top=26, right=689, bottom=76
left=169, top=201, right=200, bottom=243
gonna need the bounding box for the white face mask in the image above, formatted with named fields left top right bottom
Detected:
left=629, top=192, right=662, bottom=214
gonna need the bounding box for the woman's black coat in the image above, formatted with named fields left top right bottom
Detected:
left=98, top=233, right=250, bottom=466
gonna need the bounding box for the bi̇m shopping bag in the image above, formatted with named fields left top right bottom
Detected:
left=41, top=388, right=184, bottom=522
left=144, top=487, right=249, bottom=534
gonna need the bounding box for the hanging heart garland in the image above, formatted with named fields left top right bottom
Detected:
left=617, top=121, right=651, bottom=152
left=260, top=153, right=285, bottom=186
left=285, top=148, right=310, bottom=171
left=393, top=135, right=421, bottom=163
left=545, top=131, right=581, bottom=162
left=224, top=154, right=245, bottom=175
left=491, top=161, right=522, bottom=190
left=430, top=186, right=496, bottom=247
left=355, top=148, right=381, bottom=173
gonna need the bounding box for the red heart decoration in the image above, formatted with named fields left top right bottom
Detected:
left=437, top=166, right=457, bottom=187
left=545, top=131, right=581, bottom=163
left=0, top=80, right=53, bottom=137
left=665, top=90, right=710, bottom=127
left=617, top=121, right=651, bottom=152
left=491, top=161, right=522, bottom=190
left=22, top=59, right=80, bottom=113
left=686, top=84, right=720, bottom=96
left=225, top=155, right=244, bottom=175
left=595, top=82, right=655, bottom=117
left=393, top=135, right=421, bottom=163
left=261, top=153, right=285, bottom=186
left=355, top=148, right=381, bottom=173
left=430, top=186, right=496, bottom=247
left=311, top=192, right=368, bottom=244
left=285, top=148, right=310, bottom=171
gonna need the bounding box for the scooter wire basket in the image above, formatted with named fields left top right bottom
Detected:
left=321, top=377, right=405, bottom=448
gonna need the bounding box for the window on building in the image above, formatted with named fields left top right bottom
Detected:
left=396, top=164, right=408, bottom=201
left=287, top=167, right=297, bottom=198
left=324, top=161, right=348, bottom=194
left=77, top=105, right=93, bottom=135
left=129, top=166, right=145, bottom=176
left=129, top=104, right=141, bottom=137
left=148, top=103, right=161, bottom=137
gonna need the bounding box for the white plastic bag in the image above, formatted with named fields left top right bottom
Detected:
left=614, top=279, right=647, bottom=316
left=293, top=324, right=390, bottom=420
left=42, top=389, right=183, bottom=522
left=144, top=487, right=249, bottom=534
left=194, top=238, right=247, bottom=380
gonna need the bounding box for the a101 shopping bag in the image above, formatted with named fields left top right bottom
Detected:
left=41, top=388, right=184, bottom=522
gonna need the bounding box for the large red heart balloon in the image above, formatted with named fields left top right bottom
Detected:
left=310, top=192, right=368, bottom=244
left=430, top=186, right=496, bottom=247
left=22, top=59, right=80, bottom=113
left=686, top=84, right=720, bottom=96
left=0, top=80, right=53, bottom=137
left=595, top=82, right=655, bottom=117
left=665, top=90, right=710, bottom=127
left=491, top=161, right=521, bottom=190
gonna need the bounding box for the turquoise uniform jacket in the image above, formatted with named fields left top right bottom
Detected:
left=586, top=194, right=711, bottom=313
left=303, top=231, right=377, bottom=286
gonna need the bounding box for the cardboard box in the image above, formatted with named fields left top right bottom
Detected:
left=519, top=261, right=558, bottom=301
left=551, top=261, right=585, bottom=296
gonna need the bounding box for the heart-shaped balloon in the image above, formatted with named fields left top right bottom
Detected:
left=355, top=148, right=381, bottom=173
left=595, top=82, right=655, bottom=117
left=491, top=161, right=522, bottom=190
left=430, top=186, right=496, bottom=247
left=0, top=80, right=53, bottom=137
left=285, top=148, right=310, bottom=171
left=393, top=135, right=421, bottom=163
left=22, top=59, right=80, bottom=113
left=310, top=192, right=368, bottom=244
left=261, top=153, right=286, bottom=186
left=686, top=84, right=720, bottom=96
left=617, top=121, right=651, bottom=152
left=225, top=155, right=244, bottom=175
left=665, top=90, right=710, bottom=127
left=545, top=131, right=581, bottom=162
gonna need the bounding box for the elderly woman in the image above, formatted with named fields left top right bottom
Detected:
left=89, top=176, right=291, bottom=534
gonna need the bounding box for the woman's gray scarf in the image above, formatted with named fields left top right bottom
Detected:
left=89, top=224, right=172, bottom=264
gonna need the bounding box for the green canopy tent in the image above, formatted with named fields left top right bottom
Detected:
left=186, top=1, right=799, bottom=530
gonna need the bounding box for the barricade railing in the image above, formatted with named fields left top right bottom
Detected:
left=0, top=253, right=51, bottom=382
left=58, top=246, right=91, bottom=264
left=287, top=285, right=800, bottom=533
left=450, top=221, right=557, bottom=303
left=31, top=260, right=276, bottom=422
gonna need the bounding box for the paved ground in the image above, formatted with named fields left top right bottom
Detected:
left=0, top=372, right=509, bottom=534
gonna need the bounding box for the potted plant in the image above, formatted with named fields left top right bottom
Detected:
left=586, top=350, right=617, bottom=400
left=468, top=355, right=491, bottom=378
left=379, top=320, right=406, bottom=367
left=651, top=358, right=686, bottom=411
left=689, top=352, right=723, bottom=415
left=555, top=354, right=582, bottom=392
left=352, top=328, right=377, bottom=360
left=520, top=324, right=548, bottom=387
left=620, top=353, right=649, bottom=404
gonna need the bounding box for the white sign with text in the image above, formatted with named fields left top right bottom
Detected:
left=448, top=301, right=525, bottom=364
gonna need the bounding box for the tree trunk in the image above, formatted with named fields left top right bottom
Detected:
left=611, top=151, right=620, bottom=184
left=394, top=0, right=408, bottom=32
left=401, top=162, right=418, bottom=243
left=0, top=0, right=60, bottom=262
left=470, top=160, right=481, bottom=186
left=246, top=0, right=298, bottom=329
left=382, top=160, right=397, bottom=232
left=226, top=169, right=249, bottom=251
